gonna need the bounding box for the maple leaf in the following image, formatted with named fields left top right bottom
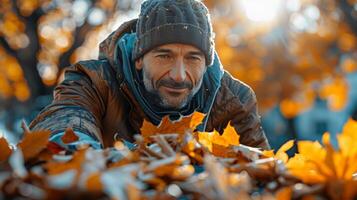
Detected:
left=337, top=119, right=357, bottom=179
left=197, top=122, right=240, bottom=157
left=261, top=150, right=274, bottom=158
left=275, top=140, right=294, bottom=163
left=0, top=137, right=12, bottom=162
left=17, top=130, right=51, bottom=161
left=275, top=187, right=292, bottom=200
left=46, top=141, right=65, bottom=154
left=86, top=172, right=103, bottom=192
left=286, top=141, right=328, bottom=184
left=286, top=118, right=357, bottom=186
left=46, top=149, right=87, bottom=175
left=140, top=111, right=205, bottom=139
left=61, top=127, right=79, bottom=144
left=218, top=122, right=240, bottom=146
left=261, top=139, right=294, bottom=161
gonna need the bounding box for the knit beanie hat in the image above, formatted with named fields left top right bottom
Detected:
left=133, top=0, right=215, bottom=66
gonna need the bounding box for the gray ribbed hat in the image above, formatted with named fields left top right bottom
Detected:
left=133, top=0, right=215, bottom=66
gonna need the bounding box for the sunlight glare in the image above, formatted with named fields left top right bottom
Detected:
left=240, top=0, right=283, bottom=22
left=286, top=0, right=301, bottom=12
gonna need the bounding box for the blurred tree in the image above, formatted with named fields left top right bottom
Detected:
left=205, top=0, right=357, bottom=114
left=203, top=0, right=357, bottom=147
left=0, top=0, right=140, bottom=134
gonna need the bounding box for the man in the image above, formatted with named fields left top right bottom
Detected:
left=29, top=0, right=270, bottom=150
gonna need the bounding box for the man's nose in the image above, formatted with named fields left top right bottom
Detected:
left=169, top=59, right=186, bottom=82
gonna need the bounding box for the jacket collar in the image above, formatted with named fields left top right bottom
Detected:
left=118, top=33, right=224, bottom=129
left=98, top=19, right=224, bottom=130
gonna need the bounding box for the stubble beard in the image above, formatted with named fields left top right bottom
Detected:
left=142, top=67, right=204, bottom=110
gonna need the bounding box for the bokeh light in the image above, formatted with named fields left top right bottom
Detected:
left=240, top=0, right=283, bottom=22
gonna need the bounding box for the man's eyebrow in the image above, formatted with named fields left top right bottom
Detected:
left=151, top=48, right=204, bottom=57
left=188, top=51, right=204, bottom=57
left=151, top=48, right=172, bottom=53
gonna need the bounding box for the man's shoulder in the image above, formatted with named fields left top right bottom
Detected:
left=219, top=71, right=256, bottom=104
left=68, top=59, right=119, bottom=83
left=73, top=59, right=112, bottom=73
left=62, top=59, right=122, bottom=96
left=206, top=70, right=258, bottom=133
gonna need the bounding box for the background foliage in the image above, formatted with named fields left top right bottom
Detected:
left=0, top=0, right=356, bottom=149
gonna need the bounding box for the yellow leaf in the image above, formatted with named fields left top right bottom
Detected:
left=200, top=123, right=240, bottom=149
left=197, top=131, right=216, bottom=152
left=220, top=123, right=240, bottom=146
left=340, top=118, right=357, bottom=139
left=337, top=119, right=357, bottom=179
left=197, top=122, right=240, bottom=157
left=322, top=132, right=331, bottom=147
left=280, top=99, right=304, bottom=118
left=298, top=141, right=326, bottom=161
left=275, top=140, right=294, bottom=163
left=319, top=78, right=348, bottom=111
left=261, top=150, right=274, bottom=158
left=286, top=154, right=326, bottom=184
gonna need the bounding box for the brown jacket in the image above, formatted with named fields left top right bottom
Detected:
left=29, top=19, right=270, bottom=149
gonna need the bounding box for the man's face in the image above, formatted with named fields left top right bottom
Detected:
left=135, top=43, right=207, bottom=109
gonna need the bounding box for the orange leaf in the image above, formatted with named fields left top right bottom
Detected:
left=140, top=112, right=205, bottom=139
left=61, top=127, right=79, bottom=144
left=275, top=140, right=294, bottom=163
left=197, top=131, right=217, bottom=151
left=46, top=141, right=65, bottom=154
left=340, top=118, right=357, bottom=139
left=17, top=130, right=51, bottom=161
left=322, top=133, right=338, bottom=178
left=0, top=137, right=12, bottom=162
left=261, top=150, right=274, bottom=158
left=276, top=187, right=292, bottom=200
left=198, top=122, right=240, bottom=152
left=220, top=123, right=240, bottom=146
left=86, top=172, right=103, bottom=191
left=46, top=149, right=86, bottom=175
left=211, top=143, right=236, bottom=158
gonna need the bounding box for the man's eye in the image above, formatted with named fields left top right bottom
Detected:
left=156, top=54, right=170, bottom=59
left=188, top=56, right=201, bottom=61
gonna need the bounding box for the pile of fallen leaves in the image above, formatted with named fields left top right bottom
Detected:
left=0, top=112, right=357, bottom=200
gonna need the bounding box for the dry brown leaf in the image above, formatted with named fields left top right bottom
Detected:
left=17, top=130, right=51, bottom=161
left=46, top=149, right=86, bottom=175
left=86, top=172, right=103, bottom=191
left=21, top=119, right=31, bottom=135
left=0, top=137, right=12, bottom=162
left=61, top=127, right=79, bottom=144
left=46, top=141, right=65, bottom=154
left=171, top=165, right=195, bottom=180
left=140, top=112, right=205, bottom=139
left=276, top=187, right=292, bottom=200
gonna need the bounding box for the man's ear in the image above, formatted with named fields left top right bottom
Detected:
left=135, top=58, right=143, bottom=70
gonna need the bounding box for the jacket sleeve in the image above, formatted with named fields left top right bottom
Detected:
left=230, top=85, right=271, bottom=150
left=49, top=130, right=102, bottom=150
left=29, top=61, right=108, bottom=146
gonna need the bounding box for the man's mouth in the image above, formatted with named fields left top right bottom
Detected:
left=161, top=86, right=187, bottom=94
